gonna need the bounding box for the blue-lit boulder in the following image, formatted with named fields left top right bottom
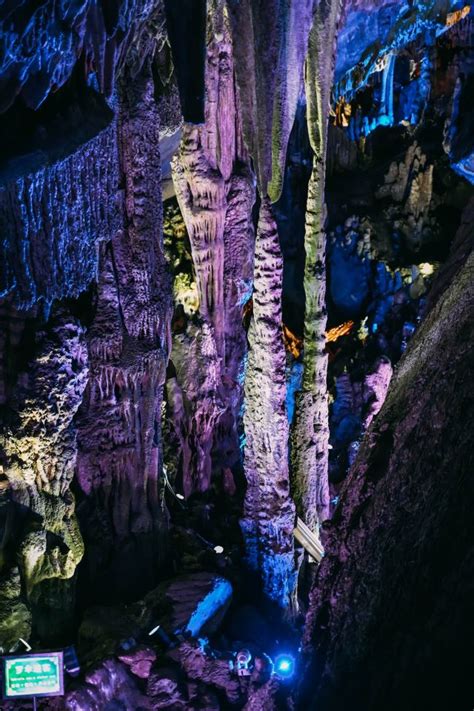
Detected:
left=166, top=572, right=233, bottom=638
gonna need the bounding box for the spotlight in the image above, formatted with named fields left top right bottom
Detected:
left=176, top=493, right=185, bottom=500
left=18, top=638, right=32, bottom=652
left=214, top=545, right=224, bottom=554
left=274, top=654, right=295, bottom=680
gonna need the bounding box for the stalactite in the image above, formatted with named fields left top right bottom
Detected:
left=380, top=52, right=396, bottom=123
left=291, top=0, right=342, bottom=531
left=227, top=0, right=315, bottom=202
left=241, top=198, right=296, bottom=608
left=0, top=0, right=166, bottom=112
left=0, top=123, right=120, bottom=310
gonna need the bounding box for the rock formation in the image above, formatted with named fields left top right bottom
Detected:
left=292, top=0, right=342, bottom=530
left=0, top=2, right=472, bottom=709
left=170, top=1, right=255, bottom=496
left=300, top=209, right=474, bottom=710
left=227, top=0, right=315, bottom=201
left=241, top=198, right=296, bottom=608
left=76, top=59, right=172, bottom=603
left=0, top=308, right=88, bottom=646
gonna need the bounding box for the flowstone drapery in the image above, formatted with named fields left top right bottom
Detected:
left=170, top=2, right=255, bottom=496
left=76, top=61, right=172, bottom=602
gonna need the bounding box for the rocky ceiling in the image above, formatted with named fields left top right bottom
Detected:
left=0, top=1, right=472, bottom=710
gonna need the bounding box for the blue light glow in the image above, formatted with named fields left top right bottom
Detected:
left=274, top=654, right=295, bottom=679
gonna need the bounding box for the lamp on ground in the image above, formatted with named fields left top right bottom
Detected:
left=274, top=654, right=295, bottom=680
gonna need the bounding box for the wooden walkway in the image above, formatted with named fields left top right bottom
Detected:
left=293, top=517, right=325, bottom=563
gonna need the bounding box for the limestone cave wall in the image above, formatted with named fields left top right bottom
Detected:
left=0, top=1, right=472, bottom=710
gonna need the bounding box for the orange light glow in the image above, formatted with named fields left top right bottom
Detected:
left=283, top=325, right=303, bottom=358
left=325, top=320, right=355, bottom=343
left=282, top=320, right=355, bottom=357
left=446, top=5, right=470, bottom=27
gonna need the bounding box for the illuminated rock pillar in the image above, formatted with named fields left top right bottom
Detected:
left=171, top=1, right=255, bottom=495
left=76, top=61, right=173, bottom=601
left=241, top=198, right=296, bottom=608
left=292, top=0, right=342, bottom=531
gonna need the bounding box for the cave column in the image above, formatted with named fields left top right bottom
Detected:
left=292, top=0, right=342, bottom=531
left=241, top=198, right=296, bottom=608
left=75, top=58, right=173, bottom=600
left=170, top=0, right=255, bottom=496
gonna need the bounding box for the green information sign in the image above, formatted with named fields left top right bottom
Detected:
left=3, top=652, right=64, bottom=698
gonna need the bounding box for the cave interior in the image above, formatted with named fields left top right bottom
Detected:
left=0, top=0, right=473, bottom=709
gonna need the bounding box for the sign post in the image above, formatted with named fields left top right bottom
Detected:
left=2, top=651, right=64, bottom=706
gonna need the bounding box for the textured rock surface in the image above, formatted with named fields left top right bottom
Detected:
left=65, top=657, right=149, bottom=711
left=0, top=0, right=173, bottom=644
left=76, top=61, right=172, bottom=603
left=0, top=307, right=88, bottom=646
left=241, top=198, right=296, bottom=608
left=170, top=2, right=255, bottom=496
left=227, top=0, right=315, bottom=202
left=0, top=120, right=120, bottom=310
left=299, top=224, right=474, bottom=710
left=0, top=0, right=164, bottom=112
left=442, top=16, right=474, bottom=183
left=291, top=0, right=342, bottom=530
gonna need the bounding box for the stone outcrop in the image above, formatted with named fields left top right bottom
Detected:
left=299, top=220, right=474, bottom=710
left=375, top=142, right=435, bottom=252
left=0, top=307, right=88, bottom=646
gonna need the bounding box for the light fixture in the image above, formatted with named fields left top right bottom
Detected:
left=274, top=654, right=295, bottom=680
left=18, top=638, right=32, bottom=652
left=214, top=545, right=224, bottom=554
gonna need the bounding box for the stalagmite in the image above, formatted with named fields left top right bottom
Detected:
left=292, top=0, right=342, bottom=530
left=241, top=198, right=296, bottom=608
